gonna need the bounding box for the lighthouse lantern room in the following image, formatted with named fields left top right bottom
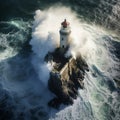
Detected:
left=59, top=19, right=71, bottom=53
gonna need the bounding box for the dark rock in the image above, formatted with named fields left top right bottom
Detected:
left=48, top=98, right=62, bottom=109
left=47, top=49, right=89, bottom=108
left=68, top=90, right=77, bottom=99
left=78, top=80, right=84, bottom=89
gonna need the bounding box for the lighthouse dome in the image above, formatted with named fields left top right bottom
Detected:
left=61, top=19, right=70, bottom=28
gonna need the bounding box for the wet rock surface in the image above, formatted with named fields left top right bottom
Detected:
left=46, top=49, right=89, bottom=109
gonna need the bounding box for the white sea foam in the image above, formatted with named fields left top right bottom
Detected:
left=29, top=6, right=120, bottom=120
left=0, top=5, right=119, bottom=120
left=30, top=7, right=96, bottom=87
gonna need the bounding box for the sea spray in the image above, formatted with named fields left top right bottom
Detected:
left=30, top=10, right=58, bottom=87
left=29, top=6, right=120, bottom=120
left=0, top=0, right=119, bottom=119
left=30, top=7, right=94, bottom=87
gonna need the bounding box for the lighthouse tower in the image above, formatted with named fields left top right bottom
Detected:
left=59, top=19, right=71, bottom=53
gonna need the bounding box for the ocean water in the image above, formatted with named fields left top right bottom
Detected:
left=0, top=0, right=120, bottom=120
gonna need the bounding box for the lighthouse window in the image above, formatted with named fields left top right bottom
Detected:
left=62, top=45, right=64, bottom=48
left=62, top=38, right=64, bottom=40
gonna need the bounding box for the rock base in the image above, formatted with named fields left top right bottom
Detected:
left=46, top=49, right=89, bottom=108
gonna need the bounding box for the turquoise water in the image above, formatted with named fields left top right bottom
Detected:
left=0, top=1, right=120, bottom=120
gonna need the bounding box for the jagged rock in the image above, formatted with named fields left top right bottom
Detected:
left=68, top=89, right=77, bottom=99
left=48, top=98, right=62, bottom=109
left=47, top=49, right=89, bottom=109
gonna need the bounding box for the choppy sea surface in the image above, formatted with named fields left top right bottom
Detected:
left=0, top=0, right=120, bottom=120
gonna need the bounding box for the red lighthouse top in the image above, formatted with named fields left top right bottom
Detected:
left=61, top=19, right=70, bottom=28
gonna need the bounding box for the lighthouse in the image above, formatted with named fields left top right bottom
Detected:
left=59, top=19, right=71, bottom=53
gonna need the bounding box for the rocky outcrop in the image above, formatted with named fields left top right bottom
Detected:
left=46, top=49, right=89, bottom=109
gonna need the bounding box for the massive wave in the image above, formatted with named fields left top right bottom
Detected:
left=0, top=1, right=120, bottom=120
